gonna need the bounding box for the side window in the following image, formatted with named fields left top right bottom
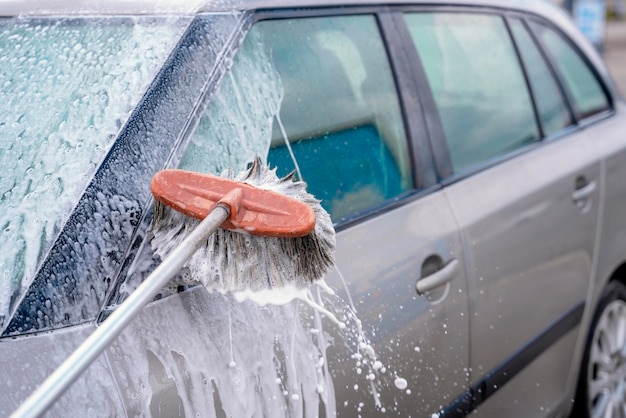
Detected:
left=403, top=13, right=539, bottom=173
left=180, top=15, right=413, bottom=221
left=529, top=21, right=609, bottom=119
left=509, top=19, right=572, bottom=137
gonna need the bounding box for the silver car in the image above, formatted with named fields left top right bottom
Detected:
left=1, top=0, right=625, bottom=417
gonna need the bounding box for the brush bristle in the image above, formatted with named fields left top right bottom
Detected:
left=149, top=157, right=336, bottom=292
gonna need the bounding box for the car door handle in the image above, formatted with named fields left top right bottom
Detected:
left=416, top=258, right=460, bottom=294
left=572, top=180, right=596, bottom=202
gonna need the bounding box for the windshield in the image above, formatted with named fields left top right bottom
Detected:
left=0, top=16, right=189, bottom=324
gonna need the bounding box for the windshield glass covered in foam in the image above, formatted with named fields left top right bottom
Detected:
left=0, top=16, right=188, bottom=321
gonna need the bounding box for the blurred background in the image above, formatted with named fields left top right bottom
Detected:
left=551, top=0, right=626, bottom=95
left=603, top=9, right=626, bottom=94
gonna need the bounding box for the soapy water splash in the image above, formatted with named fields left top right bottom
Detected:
left=107, top=278, right=400, bottom=417
left=233, top=279, right=392, bottom=412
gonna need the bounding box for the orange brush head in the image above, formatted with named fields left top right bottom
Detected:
left=151, top=169, right=316, bottom=238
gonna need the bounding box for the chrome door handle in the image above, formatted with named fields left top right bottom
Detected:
left=572, top=180, right=596, bottom=202
left=416, top=258, right=459, bottom=294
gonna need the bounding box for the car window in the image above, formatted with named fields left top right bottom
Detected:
left=529, top=20, right=609, bottom=119
left=0, top=16, right=185, bottom=326
left=180, top=15, right=413, bottom=221
left=403, top=13, right=540, bottom=173
left=509, top=18, right=572, bottom=137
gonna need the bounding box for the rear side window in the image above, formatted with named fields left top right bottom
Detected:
left=509, top=19, right=572, bottom=137
left=529, top=21, right=609, bottom=119
left=181, top=15, right=413, bottom=221
left=404, top=13, right=539, bottom=173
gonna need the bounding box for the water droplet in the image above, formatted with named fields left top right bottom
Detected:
left=394, top=377, right=408, bottom=390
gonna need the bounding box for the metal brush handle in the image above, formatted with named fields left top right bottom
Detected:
left=11, top=205, right=230, bottom=418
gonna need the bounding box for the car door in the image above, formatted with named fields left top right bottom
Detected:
left=104, top=10, right=471, bottom=417
left=403, top=10, right=604, bottom=416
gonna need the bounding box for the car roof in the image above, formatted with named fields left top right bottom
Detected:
left=0, top=0, right=204, bottom=16
left=0, top=0, right=573, bottom=44
left=0, top=0, right=563, bottom=18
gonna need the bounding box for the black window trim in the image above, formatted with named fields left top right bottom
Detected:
left=385, top=10, right=453, bottom=181
left=378, top=10, right=439, bottom=188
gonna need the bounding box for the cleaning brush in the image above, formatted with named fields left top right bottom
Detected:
left=149, top=156, right=336, bottom=292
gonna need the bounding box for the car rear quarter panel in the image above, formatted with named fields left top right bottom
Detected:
left=587, top=102, right=626, bottom=310
left=557, top=103, right=626, bottom=416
